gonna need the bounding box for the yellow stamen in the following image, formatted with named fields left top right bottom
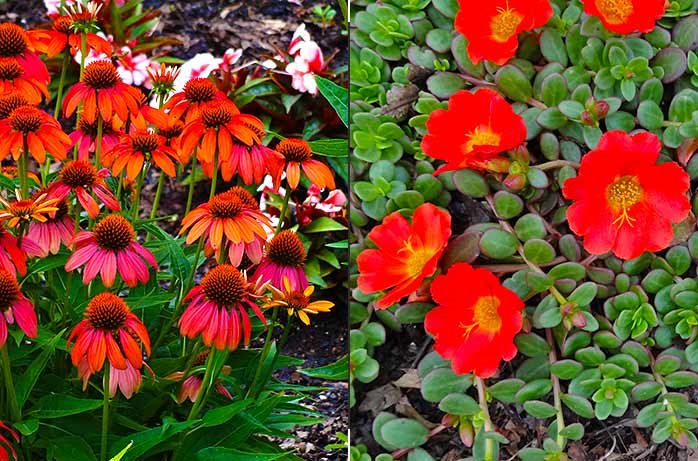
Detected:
left=490, top=2, right=523, bottom=43
left=594, top=0, right=633, bottom=24
left=398, top=236, right=431, bottom=277
left=465, top=126, right=501, bottom=153
left=606, top=175, right=643, bottom=228
left=460, top=296, right=502, bottom=339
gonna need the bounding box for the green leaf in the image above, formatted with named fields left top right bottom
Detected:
left=308, top=139, right=348, bottom=157
left=523, top=400, right=557, bottom=418
left=479, top=229, right=519, bottom=259
left=380, top=418, right=429, bottom=449
left=298, top=355, right=349, bottom=380
left=559, top=423, right=584, bottom=440
left=30, top=395, right=103, bottom=419
left=420, top=367, right=472, bottom=402
left=316, top=77, right=348, bottom=127
left=202, top=399, right=254, bottom=427
left=194, top=448, right=290, bottom=461
left=561, top=394, right=594, bottom=418
left=15, top=329, right=64, bottom=406
left=514, top=333, right=551, bottom=357
left=438, top=393, right=480, bottom=416
left=488, top=378, right=525, bottom=404
left=302, top=217, right=347, bottom=233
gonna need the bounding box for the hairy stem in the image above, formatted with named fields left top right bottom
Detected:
left=100, top=364, right=110, bottom=461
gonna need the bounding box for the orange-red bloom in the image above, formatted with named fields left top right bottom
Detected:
left=142, top=106, right=186, bottom=162
left=25, top=190, right=73, bottom=258
left=63, top=60, right=142, bottom=124
left=0, top=23, right=49, bottom=86
left=67, top=292, right=150, bottom=375
left=163, top=77, right=226, bottom=123
left=421, top=89, right=526, bottom=175
left=40, top=15, right=112, bottom=58
left=49, top=160, right=120, bottom=218
left=0, top=192, right=59, bottom=228
left=582, top=0, right=665, bottom=34
left=272, top=138, right=334, bottom=191
left=425, top=263, right=524, bottom=377
left=0, top=420, right=18, bottom=461
left=563, top=131, right=690, bottom=260
left=0, top=58, right=48, bottom=104
left=455, top=0, right=553, bottom=65
left=0, top=268, right=36, bottom=348
left=0, top=228, right=29, bottom=278
left=357, top=203, right=451, bottom=309
left=69, top=117, right=122, bottom=162
left=0, top=105, right=70, bottom=163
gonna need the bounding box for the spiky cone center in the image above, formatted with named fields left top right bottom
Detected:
left=60, top=160, right=98, bottom=188
left=0, top=268, right=19, bottom=311
left=277, top=139, right=312, bottom=162
left=0, top=166, right=17, bottom=179
left=7, top=199, right=41, bottom=220
left=193, top=350, right=209, bottom=366
left=208, top=192, right=245, bottom=219
left=201, top=103, right=234, bottom=129
left=183, top=78, right=217, bottom=103
left=77, top=117, right=115, bottom=137
left=9, top=105, right=43, bottom=133
left=82, top=60, right=120, bottom=89
left=0, top=59, right=23, bottom=80
left=285, top=291, right=310, bottom=311
left=0, top=93, right=28, bottom=119
left=225, top=186, right=258, bottom=209
left=86, top=292, right=129, bottom=331
left=52, top=16, right=73, bottom=34
left=33, top=188, right=68, bottom=219
left=243, top=120, right=266, bottom=140
left=93, top=214, right=134, bottom=251
left=131, top=132, right=160, bottom=153
left=0, top=23, right=28, bottom=57
left=200, top=264, right=247, bottom=306
left=158, top=121, right=183, bottom=140
left=267, top=230, right=306, bottom=267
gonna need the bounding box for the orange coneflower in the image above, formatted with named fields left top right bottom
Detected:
left=142, top=106, right=186, bottom=162
left=253, top=230, right=308, bottom=290
left=63, top=60, right=142, bottom=124
left=49, top=160, right=120, bottom=218
left=0, top=267, right=37, bottom=347
left=69, top=117, right=123, bottom=162
left=67, top=292, right=150, bottom=377
left=0, top=105, right=70, bottom=163
left=0, top=191, right=59, bottom=228
left=40, top=14, right=111, bottom=58
left=265, top=276, right=334, bottom=325
left=0, top=23, right=49, bottom=86
left=104, top=117, right=178, bottom=181
left=179, top=264, right=268, bottom=351
left=0, top=93, right=28, bottom=120
left=0, top=165, right=40, bottom=185
left=65, top=214, right=158, bottom=288
left=273, top=138, right=335, bottom=191
left=24, top=189, right=74, bottom=258
left=0, top=58, right=48, bottom=105
left=163, top=77, right=225, bottom=123
left=180, top=188, right=271, bottom=256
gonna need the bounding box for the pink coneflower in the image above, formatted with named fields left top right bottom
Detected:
left=68, top=293, right=150, bottom=379
left=0, top=228, right=29, bottom=278
left=69, top=117, right=122, bottom=162
left=0, top=268, right=37, bottom=347
left=76, top=357, right=144, bottom=399
left=167, top=350, right=232, bottom=403
left=49, top=160, right=120, bottom=219
left=253, top=230, right=308, bottom=291
left=24, top=190, right=74, bottom=257
left=65, top=214, right=158, bottom=288
left=212, top=187, right=268, bottom=266
left=179, top=264, right=268, bottom=351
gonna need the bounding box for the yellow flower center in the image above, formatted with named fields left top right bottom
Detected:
left=594, top=0, right=633, bottom=25
left=460, top=296, right=502, bottom=339
left=399, top=236, right=431, bottom=277
left=606, top=175, right=643, bottom=228
left=490, top=4, right=523, bottom=43
left=465, top=126, right=501, bottom=153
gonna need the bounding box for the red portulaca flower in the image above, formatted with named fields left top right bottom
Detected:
left=425, top=263, right=524, bottom=377
left=421, top=89, right=526, bottom=175
left=357, top=203, right=451, bottom=310
left=179, top=265, right=268, bottom=351
left=65, top=214, right=158, bottom=287
left=253, top=230, right=308, bottom=291
left=563, top=131, right=690, bottom=260
left=455, top=0, right=553, bottom=65
left=68, top=293, right=150, bottom=377
left=582, top=0, right=665, bottom=34
left=49, top=160, right=120, bottom=219
left=0, top=268, right=37, bottom=347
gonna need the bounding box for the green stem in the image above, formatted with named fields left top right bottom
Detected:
left=131, top=164, right=148, bottom=222
left=19, top=135, right=29, bottom=198
left=0, top=346, right=20, bottom=421
left=145, top=173, right=166, bottom=243
left=94, top=115, right=103, bottom=169
left=116, top=170, right=124, bottom=202
left=100, top=364, right=110, bottom=461
left=79, top=33, right=87, bottom=78
left=187, top=349, right=229, bottom=420
left=277, top=314, right=293, bottom=353
left=209, top=145, right=219, bottom=201
left=54, top=51, right=70, bottom=120
left=475, top=377, right=495, bottom=461
left=246, top=307, right=279, bottom=398
left=184, top=153, right=197, bottom=216
left=275, top=188, right=292, bottom=234
left=547, top=328, right=566, bottom=449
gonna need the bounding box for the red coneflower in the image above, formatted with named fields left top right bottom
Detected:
left=0, top=267, right=37, bottom=347
left=0, top=22, right=49, bottom=86
left=253, top=230, right=308, bottom=291
left=180, top=188, right=271, bottom=255
left=272, top=138, right=335, bottom=191
left=180, top=100, right=261, bottom=168
left=179, top=264, right=268, bottom=351
left=0, top=191, right=59, bottom=228
left=163, top=77, right=226, bottom=123
left=69, top=117, right=122, bottom=162
left=0, top=228, right=29, bottom=278
left=49, top=160, right=120, bottom=219
left=63, top=60, right=142, bottom=124
left=0, top=57, right=48, bottom=105
left=0, top=105, right=70, bottom=163
left=142, top=106, right=186, bottom=162
left=104, top=117, right=178, bottom=181
left=67, top=292, right=150, bottom=375
left=0, top=420, right=19, bottom=461
left=24, top=189, right=74, bottom=257
left=40, top=14, right=111, bottom=58
left=167, top=350, right=232, bottom=403
left=264, top=276, right=334, bottom=326
left=65, top=214, right=158, bottom=287
left=0, top=93, right=28, bottom=120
